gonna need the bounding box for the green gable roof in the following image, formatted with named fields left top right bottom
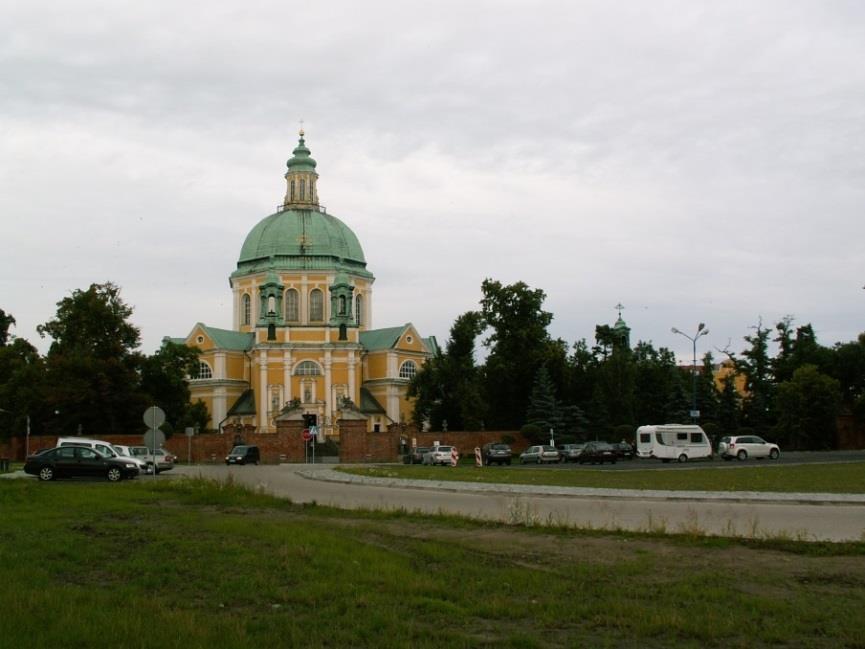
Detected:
left=197, top=324, right=255, bottom=351
left=227, top=389, right=256, bottom=416
left=359, top=325, right=407, bottom=351
left=359, top=388, right=387, bottom=415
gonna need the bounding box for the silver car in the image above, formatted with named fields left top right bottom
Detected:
left=519, top=445, right=560, bottom=464
left=422, top=446, right=457, bottom=466
left=718, top=435, right=781, bottom=461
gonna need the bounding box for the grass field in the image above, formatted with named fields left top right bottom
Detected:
left=2, top=477, right=865, bottom=648
left=339, top=461, right=865, bottom=494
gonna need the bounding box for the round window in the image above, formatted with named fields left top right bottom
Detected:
left=196, top=336, right=204, bottom=344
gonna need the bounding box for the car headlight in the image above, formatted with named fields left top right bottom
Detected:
left=125, top=463, right=137, bottom=469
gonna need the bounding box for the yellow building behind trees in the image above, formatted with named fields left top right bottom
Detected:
left=166, top=133, right=436, bottom=435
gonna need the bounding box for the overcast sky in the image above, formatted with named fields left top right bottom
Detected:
left=2, top=0, right=863, bottom=363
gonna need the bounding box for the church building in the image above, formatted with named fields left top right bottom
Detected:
left=167, top=132, right=437, bottom=435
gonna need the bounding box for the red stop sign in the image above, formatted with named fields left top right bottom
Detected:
left=302, top=429, right=312, bottom=441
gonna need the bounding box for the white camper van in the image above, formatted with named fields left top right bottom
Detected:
left=635, top=425, right=712, bottom=463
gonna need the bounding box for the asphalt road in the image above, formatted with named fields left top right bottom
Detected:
left=174, top=463, right=865, bottom=542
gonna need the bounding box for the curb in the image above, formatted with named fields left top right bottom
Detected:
left=295, top=467, right=865, bottom=506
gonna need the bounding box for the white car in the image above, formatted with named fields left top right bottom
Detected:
left=112, top=445, right=154, bottom=474
left=718, top=435, right=781, bottom=461
left=128, top=446, right=176, bottom=473
left=422, top=446, right=458, bottom=466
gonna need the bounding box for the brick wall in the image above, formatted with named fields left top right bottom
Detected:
left=339, top=420, right=400, bottom=463
left=387, top=424, right=529, bottom=454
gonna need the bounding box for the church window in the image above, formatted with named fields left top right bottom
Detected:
left=294, top=360, right=321, bottom=376
left=193, top=361, right=213, bottom=380
left=309, top=289, right=324, bottom=322
left=338, top=295, right=347, bottom=316
left=290, top=180, right=295, bottom=201
left=399, top=360, right=417, bottom=380
left=355, top=295, right=363, bottom=326
left=285, top=289, right=299, bottom=322
left=300, top=178, right=306, bottom=200
left=242, top=294, right=251, bottom=325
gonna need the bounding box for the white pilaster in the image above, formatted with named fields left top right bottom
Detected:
left=258, top=350, right=268, bottom=430
left=387, top=351, right=397, bottom=378
left=283, top=350, right=292, bottom=402
left=214, top=352, right=226, bottom=379
left=348, top=351, right=356, bottom=402
left=324, top=350, right=333, bottom=425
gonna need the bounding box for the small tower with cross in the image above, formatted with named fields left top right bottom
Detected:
left=612, top=303, right=631, bottom=349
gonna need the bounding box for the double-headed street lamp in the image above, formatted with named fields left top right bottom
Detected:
left=671, top=323, right=709, bottom=423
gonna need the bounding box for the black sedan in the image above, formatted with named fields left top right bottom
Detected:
left=24, top=446, right=140, bottom=482
left=578, top=442, right=618, bottom=465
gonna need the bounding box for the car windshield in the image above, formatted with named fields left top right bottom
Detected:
left=230, top=446, right=247, bottom=454
left=436, top=447, right=452, bottom=452
left=491, top=444, right=509, bottom=450
left=542, top=446, right=556, bottom=452
left=130, top=447, right=149, bottom=457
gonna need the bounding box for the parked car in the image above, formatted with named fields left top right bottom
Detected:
left=112, top=444, right=154, bottom=474
left=611, top=442, right=635, bottom=460
left=129, top=446, right=176, bottom=472
left=404, top=446, right=430, bottom=464
left=718, top=436, right=781, bottom=461
left=57, top=438, right=150, bottom=474
left=482, top=442, right=513, bottom=466
left=422, top=446, right=457, bottom=466
left=578, top=442, right=617, bottom=465
left=225, top=445, right=261, bottom=465
left=556, top=443, right=585, bottom=463
left=25, top=446, right=140, bottom=482
left=519, top=445, right=560, bottom=464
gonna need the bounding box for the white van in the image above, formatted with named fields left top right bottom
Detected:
left=635, top=425, right=712, bottom=463
left=56, top=438, right=151, bottom=474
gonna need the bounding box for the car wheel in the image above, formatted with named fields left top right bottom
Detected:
left=38, top=466, right=54, bottom=481
left=678, top=454, right=688, bottom=463
left=107, top=467, right=122, bottom=482
left=737, top=450, right=748, bottom=461
left=769, top=448, right=780, bottom=460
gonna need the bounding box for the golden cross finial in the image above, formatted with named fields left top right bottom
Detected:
left=299, top=119, right=305, bottom=137
left=615, top=303, right=625, bottom=317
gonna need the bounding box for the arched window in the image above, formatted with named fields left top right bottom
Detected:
left=242, top=294, right=251, bottom=325
left=338, top=295, right=347, bottom=316
left=399, top=360, right=417, bottom=380
left=355, top=294, right=363, bottom=326
left=309, top=289, right=324, bottom=322
left=300, top=178, right=306, bottom=200
left=193, top=361, right=213, bottom=380
left=290, top=180, right=295, bottom=201
left=285, top=289, right=299, bottom=322
left=294, top=360, right=322, bottom=376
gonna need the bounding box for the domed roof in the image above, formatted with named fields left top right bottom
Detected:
left=233, top=209, right=371, bottom=279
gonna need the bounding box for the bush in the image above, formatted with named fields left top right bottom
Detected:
left=613, top=424, right=635, bottom=442
left=520, top=424, right=544, bottom=445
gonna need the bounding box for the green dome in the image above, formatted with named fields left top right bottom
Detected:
left=233, top=209, right=371, bottom=279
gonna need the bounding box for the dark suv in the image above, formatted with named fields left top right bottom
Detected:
left=225, top=445, right=261, bottom=465
left=482, top=442, right=513, bottom=466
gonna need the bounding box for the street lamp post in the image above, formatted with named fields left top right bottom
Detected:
left=671, top=323, right=709, bottom=423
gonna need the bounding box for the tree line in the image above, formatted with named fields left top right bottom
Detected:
left=0, top=283, right=207, bottom=441
left=409, top=279, right=865, bottom=449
